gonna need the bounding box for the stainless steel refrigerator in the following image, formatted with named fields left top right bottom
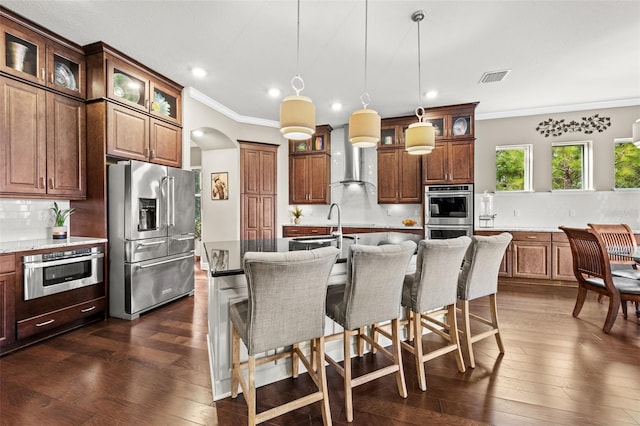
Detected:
left=108, top=160, right=195, bottom=320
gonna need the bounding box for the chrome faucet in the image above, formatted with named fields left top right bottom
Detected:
left=327, top=203, right=343, bottom=247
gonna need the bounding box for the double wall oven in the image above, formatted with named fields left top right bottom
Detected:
left=425, top=184, right=474, bottom=239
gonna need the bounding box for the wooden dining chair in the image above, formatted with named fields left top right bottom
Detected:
left=587, top=223, right=640, bottom=319
left=560, top=227, right=640, bottom=333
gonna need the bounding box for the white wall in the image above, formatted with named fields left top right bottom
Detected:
left=182, top=89, right=288, bottom=242
left=474, top=105, right=640, bottom=230
left=0, top=199, right=71, bottom=241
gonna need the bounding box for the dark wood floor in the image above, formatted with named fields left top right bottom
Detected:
left=1, top=263, right=639, bottom=425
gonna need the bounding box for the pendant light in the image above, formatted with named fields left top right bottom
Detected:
left=405, top=10, right=435, bottom=155
left=280, top=0, right=316, bottom=140
left=348, top=0, right=381, bottom=148
left=633, top=118, right=640, bottom=148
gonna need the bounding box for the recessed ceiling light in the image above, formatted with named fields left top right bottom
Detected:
left=425, top=90, right=438, bottom=99
left=192, top=130, right=204, bottom=137
left=191, top=67, right=207, bottom=78
left=268, top=88, right=281, bottom=98
left=331, top=102, right=342, bottom=111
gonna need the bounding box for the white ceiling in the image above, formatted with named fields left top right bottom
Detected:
left=3, top=0, right=640, bottom=127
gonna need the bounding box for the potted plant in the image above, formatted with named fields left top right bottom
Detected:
left=291, top=206, right=303, bottom=224
left=194, top=219, right=202, bottom=258
left=50, top=201, right=75, bottom=239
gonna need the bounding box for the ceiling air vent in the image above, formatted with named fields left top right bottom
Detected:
left=479, top=69, right=510, bottom=84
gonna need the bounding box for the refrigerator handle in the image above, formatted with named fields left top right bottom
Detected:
left=170, top=176, right=176, bottom=226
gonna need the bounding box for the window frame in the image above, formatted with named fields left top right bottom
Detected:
left=613, top=137, right=640, bottom=190
left=495, top=144, right=533, bottom=192
left=551, top=140, right=593, bottom=191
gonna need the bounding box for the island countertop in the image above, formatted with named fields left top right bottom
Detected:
left=204, top=232, right=421, bottom=277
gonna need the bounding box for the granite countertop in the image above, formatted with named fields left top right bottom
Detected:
left=0, top=236, right=108, bottom=254
left=204, top=232, right=422, bottom=277
left=285, top=223, right=423, bottom=230
left=475, top=227, right=563, bottom=233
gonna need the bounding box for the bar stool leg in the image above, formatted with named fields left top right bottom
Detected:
left=413, top=311, right=427, bottom=391
left=392, top=318, right=408, bottom=398
left=316, top=337, right=332, bottom=426
left=247, top=355, right=256, bottom=425
left=344, top=329, right=353, bottom=423
left=231, top=325, right=240, bottom=398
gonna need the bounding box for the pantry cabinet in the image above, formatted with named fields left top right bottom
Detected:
left=289, top=125, right=332, bottom=205
left=0, top=77, right=85, bottom=199
left=241, top=142, right=278, bottom=241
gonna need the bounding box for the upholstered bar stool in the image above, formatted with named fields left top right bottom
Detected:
left=229, top=246, right=339, bottom=426
left=324, top=241, right=416, bottom=423
left=457, top=233, right=512, bottom=368
left=396, top=237, right=471, bottom=391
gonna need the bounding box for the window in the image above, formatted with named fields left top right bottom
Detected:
left=551, top=141, right=592, bottom=190
left=614, top=138, right=640, bottom=189
left=495, top=145, right=532, bottom=191
left=192, top=167, right=202, bottom=239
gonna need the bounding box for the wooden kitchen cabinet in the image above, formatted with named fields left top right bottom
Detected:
left=240, top=142, right=278, bottom=240
left=289, top=125, right=332, bottom=205
left=377, top=146, right=422, bottom=203
left=551, top=232, right=576, bottom=281
left=0, top=77, right=85, bottom=199
left=0, top=254, right=16, bottom=348
left=511, top=232, right=551, bottom=280
left=1, top=13, right=86, bottom=99
left=85, top=42, right=182, bottom=167
left=423, top=139, right=474, bottom=185
left=474, top=230, right=512, bottom=277
left=422, top=103, right=477, bottom=185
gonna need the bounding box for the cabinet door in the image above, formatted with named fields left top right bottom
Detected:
left=0, top=17, right=47, bottom=85
left=0, top=268, right=16, bottom=348
left=242, top=146, right=277, bottom=195
left=150, top=118, right=181, bottom=167
left=106, top=59, right=149, bottom=113
left=46, top=94, right=85, bottom=198
left=0, top=77, right=47, bottom=195
left=552, top=242, right=576, bottom=281
left=308, top=154, right=329, bottom=204
left=399, top=150, right=422, bottom=202
left=106, top=102, right=149, bottom=161
left=241, top=194, right=276, bottom=240
left=448, top=140, right=474, bottom=184
left=289, top=155, right=309, bottom=204
left=512, top=241, right=551, bottom=279
left=150, top=81, right=181, bottom=125
left=259, top=195, right=276, bottom=240
left=377, top=149, right=399, bottom=203
left=259, top=150, right=276, bottom=195
left=423, top=142, right=447, bottom=184
left=46, top=44, right=86, bottom=99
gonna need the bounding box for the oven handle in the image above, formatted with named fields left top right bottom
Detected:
left=23, top=253, right=104, bottom=269
left=426, top=192, right=470, bottom=197
left=136, top=253, right=194, bottom=269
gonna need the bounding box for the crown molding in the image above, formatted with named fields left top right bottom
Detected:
left=476, top=98, right=640, bottom=121
left=186, top=87, right=280, bottom=128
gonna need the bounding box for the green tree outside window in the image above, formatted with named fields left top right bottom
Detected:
left=552, top=145, right=584, bottom=190
left=614, top=142, right=640, bottom=189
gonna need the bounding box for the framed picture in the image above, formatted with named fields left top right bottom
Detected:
left=211, top=172, right=229, bottom=200
left=294, top=141, right=308, bottom=152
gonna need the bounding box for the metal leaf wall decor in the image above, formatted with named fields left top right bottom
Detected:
left=536, top=114, right=611, bottom=137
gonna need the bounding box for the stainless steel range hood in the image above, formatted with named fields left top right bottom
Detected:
left=334, top=125, right=375, bottom=186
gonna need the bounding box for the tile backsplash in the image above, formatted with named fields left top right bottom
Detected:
left=0, top=199, right=70, bottom=242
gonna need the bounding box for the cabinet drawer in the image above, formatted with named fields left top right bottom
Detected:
left=552, top=232, right=568, bottom=242
left=0, top=254, right=15, bottom=273
left=283, top=226, right=329, bottom=237
left=511, top=232, right=551, bottom=242
left=17, top=297, right=105, bottom=340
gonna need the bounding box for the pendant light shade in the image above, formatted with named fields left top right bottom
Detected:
left=349, top=108, right=381, bottom=148
left=279, top=0, right=315, bottom=140
left=280, top=95, right=316, bottom=140
left=406, top=121, right=435, bottom=155
left=633, top=118, right=640, bottom=148
left=348, top=0, right=380, bottom=147
left=406, top=10, right=433, bottom=156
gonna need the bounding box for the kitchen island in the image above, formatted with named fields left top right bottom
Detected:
left=204, top=232, right=420, bottom=400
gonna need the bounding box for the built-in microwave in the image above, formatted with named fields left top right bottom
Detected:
left=23, top=246, right=104, bottom=301
left=425, top=184, right=474, bottom=226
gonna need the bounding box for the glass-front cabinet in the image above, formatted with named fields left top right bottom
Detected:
left=105, top=58, right=181, bottom=125
left=1, top=16, right=85, bottom=98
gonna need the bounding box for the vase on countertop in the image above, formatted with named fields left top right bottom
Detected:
left=294, top=217, right=301, bottom=225
left=51, top=226, right=68, bottom=240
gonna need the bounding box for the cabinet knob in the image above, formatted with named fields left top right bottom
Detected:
left=150, top=149, right=155, bottom=159
left=41, top=68, right=45, bottom=80
left=39, top=176, right=45, bottom=188
left=50, top=72, right=54, bottom=84
left=48, top=178, right=54, bottom=189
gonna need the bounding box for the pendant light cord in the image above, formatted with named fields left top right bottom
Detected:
left=416, top=16, right=422, bottom=109
left=291, top=0, right=304, bottom=95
